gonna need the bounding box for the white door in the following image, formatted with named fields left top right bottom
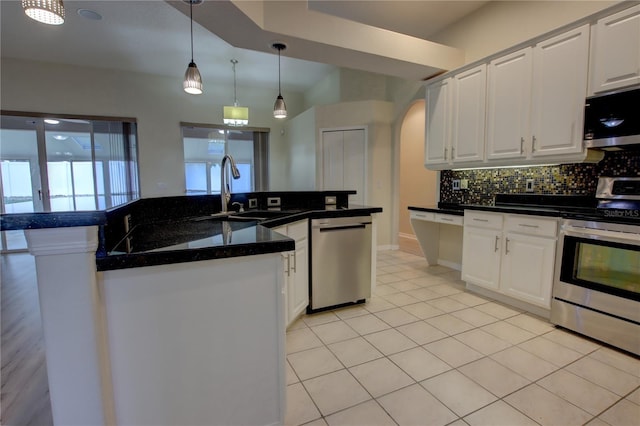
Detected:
left=425, top=78, right=452, bottom=166
left=486, top=47, right=533, bottom=160
left=321, top=129, right=366, bottom=205
left=531, top=25, right=590, bottom=157
left=591, top=4, right=640, bottom=94
left=451, top=64, right=487, bottom=163
left=500, top=233, right=556, bottom=308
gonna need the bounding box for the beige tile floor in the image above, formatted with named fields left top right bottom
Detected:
left=285, top=250, right=640, bottom=426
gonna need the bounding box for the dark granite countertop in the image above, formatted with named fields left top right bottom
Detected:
left=97, top=205, right=383, bottom=271
left=0, top=210, right=107, bottom=230
left=408, top=205, right=464, bottom=216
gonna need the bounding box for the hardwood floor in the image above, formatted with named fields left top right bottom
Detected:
left=1, top=253, right=53, bottom=426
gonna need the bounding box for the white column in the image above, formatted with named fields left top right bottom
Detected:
left=25, top=226, right=113, bottom=426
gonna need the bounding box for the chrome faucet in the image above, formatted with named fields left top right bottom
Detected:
left=220, top=154, right=241, bottom=213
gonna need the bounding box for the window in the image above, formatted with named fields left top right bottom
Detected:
left=182, top=124, right=269, bottom=195
left=0, top=113, right=140, bottom=251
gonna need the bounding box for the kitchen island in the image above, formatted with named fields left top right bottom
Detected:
left=0, top=191, right=381, bottom=426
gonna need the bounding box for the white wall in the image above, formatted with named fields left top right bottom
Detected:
left=0, top=58, right=305, bottom=198
left=274, top=108, right=317, bottom=190
left=431, top=1, right=616, bottom=64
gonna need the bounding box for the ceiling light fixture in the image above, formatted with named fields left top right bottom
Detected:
left=44, top=119, right=60, bottom=125
left=22, top=0, right=65, bottom=25
left=223, top=59, right=249, bottom=126
left=183, top=0, right=203, bottom=95
left=272, top=42, right=287, bottom=119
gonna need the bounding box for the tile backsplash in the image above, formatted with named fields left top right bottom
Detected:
left=440, top=150, right=640, bottom=205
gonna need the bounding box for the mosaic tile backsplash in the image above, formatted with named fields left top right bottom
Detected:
left=440, top=150, right=640, bottom=205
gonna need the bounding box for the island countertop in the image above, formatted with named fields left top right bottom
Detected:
left=97, top=205, right=383, bottom=271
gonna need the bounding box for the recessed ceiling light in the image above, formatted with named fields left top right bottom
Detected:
left=53, top=134, right=68, bottom=140
left=44, top=119, right=60, bottom=124
left=77, top=9, right=102, bottom=20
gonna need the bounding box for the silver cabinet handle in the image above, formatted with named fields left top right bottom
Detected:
left=532, top=135, right=537, bottom=152
left=444, top=147, right=448, bottom=160
left=292, top=252, right=297, bottom=273
left=285, top=254, right=291, bottom=277
left=451, top=147, right=455, bottom=159
left=474, top=218, right=489, bottom=222
left=494, top=235, right=499, bottom=252
left=519, top=224, right=539, bottom=229
left=505, top=238, right=510, bottom=254
left=441, top=217, right=454, bottom=222
left=520, top=137, right=525, bottom=154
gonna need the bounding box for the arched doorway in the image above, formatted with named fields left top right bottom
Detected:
left=398, top=100, right=438, bottom=255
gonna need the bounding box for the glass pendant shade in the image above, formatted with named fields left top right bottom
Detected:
left=224, top=59, right=248, bottom=126
left=183, top=61, right=203, bottom=95
left=223, top=106, right=249, bottom=126
left=273, top=95, right=287, bottom=119
left=272, top=43, right=287, bottom=119
left=183, top=0, right=202, bottom=95
left=22, top=0, right=65, bottom=25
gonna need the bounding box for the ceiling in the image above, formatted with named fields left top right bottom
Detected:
left=0, top=1, right=488, bottom=93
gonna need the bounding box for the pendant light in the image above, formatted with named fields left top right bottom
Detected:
left=22, top=0, right=65, bottom=25
left=272, top=43, right=287, bottom=119
left=223, top=59, right=249, bottom=126
left=183, top=0, right=203, bottom=95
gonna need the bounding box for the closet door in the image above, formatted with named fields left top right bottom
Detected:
left=321, top=128, right=366, bottom=206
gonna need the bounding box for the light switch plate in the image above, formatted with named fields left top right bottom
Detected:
left=452, top=179, right=461, bottom=191
left=526, top=179, right=535, bottom=192
left=248, top=198, right=258, bottom=209
left=460, top=179, right=469, bottom=190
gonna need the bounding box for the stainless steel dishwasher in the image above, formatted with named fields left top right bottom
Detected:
left=310, top=216, right=372, bottom=312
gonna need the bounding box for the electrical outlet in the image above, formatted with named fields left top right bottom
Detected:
left=526, top=179, right=535, bottom=192
left=452, top=179, right=461, bottom=191
left=248, top=198, right=258, bottom=209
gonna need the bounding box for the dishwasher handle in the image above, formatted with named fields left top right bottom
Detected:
left=317, top=223, right=370, bottom=232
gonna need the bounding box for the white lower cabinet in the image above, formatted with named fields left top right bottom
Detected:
left=274, top=220, right=309, bottom=328
left=463, top=211, right=558, bottom=313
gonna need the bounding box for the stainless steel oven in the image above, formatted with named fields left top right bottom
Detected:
left=551, top=178, right=640, bottom=355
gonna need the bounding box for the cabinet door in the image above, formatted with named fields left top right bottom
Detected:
left=451, top=65, right=487, bottom=163
left=591, top=4, right=640, bottom=94
left=289, top=240, right=309, bottom=320
left=462, top=226, right=502, bottom=291
left=425, top=78, right=452, bottom=167
left=500, top=233, right=556, bottom=308
left=486, top=48, right=533, bottom=160
left=531, top=25, right=590, bottom=157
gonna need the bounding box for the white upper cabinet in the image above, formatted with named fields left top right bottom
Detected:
left=531, top=24, right=590, bottom=157
left=486, top=48, right=533, bottom=160
left=425, top=78, right=452, bottom=167
left=451, top=64, right=487, bottom=163
left=590, top=4, right=640, bottom=94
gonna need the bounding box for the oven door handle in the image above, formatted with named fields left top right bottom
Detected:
left=562, top=227, right=640, bottom=245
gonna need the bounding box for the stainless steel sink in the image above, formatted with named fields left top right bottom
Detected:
left=191, top=210, right=297, bottom=223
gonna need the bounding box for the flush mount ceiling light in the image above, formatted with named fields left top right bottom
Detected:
left=44, top=118, right=60, bottom=124
left=183, top=0, right=203, bottom=95
left=22, top=0, right=65, bottom=25
left=223, top=59, right=249, bottom=126
left=272, top=42, right=287, bottom=119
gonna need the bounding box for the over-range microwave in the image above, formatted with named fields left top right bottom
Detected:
left=584, top=86, right=640, bottom=150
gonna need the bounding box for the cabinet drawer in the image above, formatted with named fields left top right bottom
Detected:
left=287, top=220, right=308, bottom=242
left=410, top=211, right=436, bottom=221
left=464, top=211, right=503, bottom=230
left=504, top=215, right=557, bottom=237
left=435, top=213, right=463, bottom=226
